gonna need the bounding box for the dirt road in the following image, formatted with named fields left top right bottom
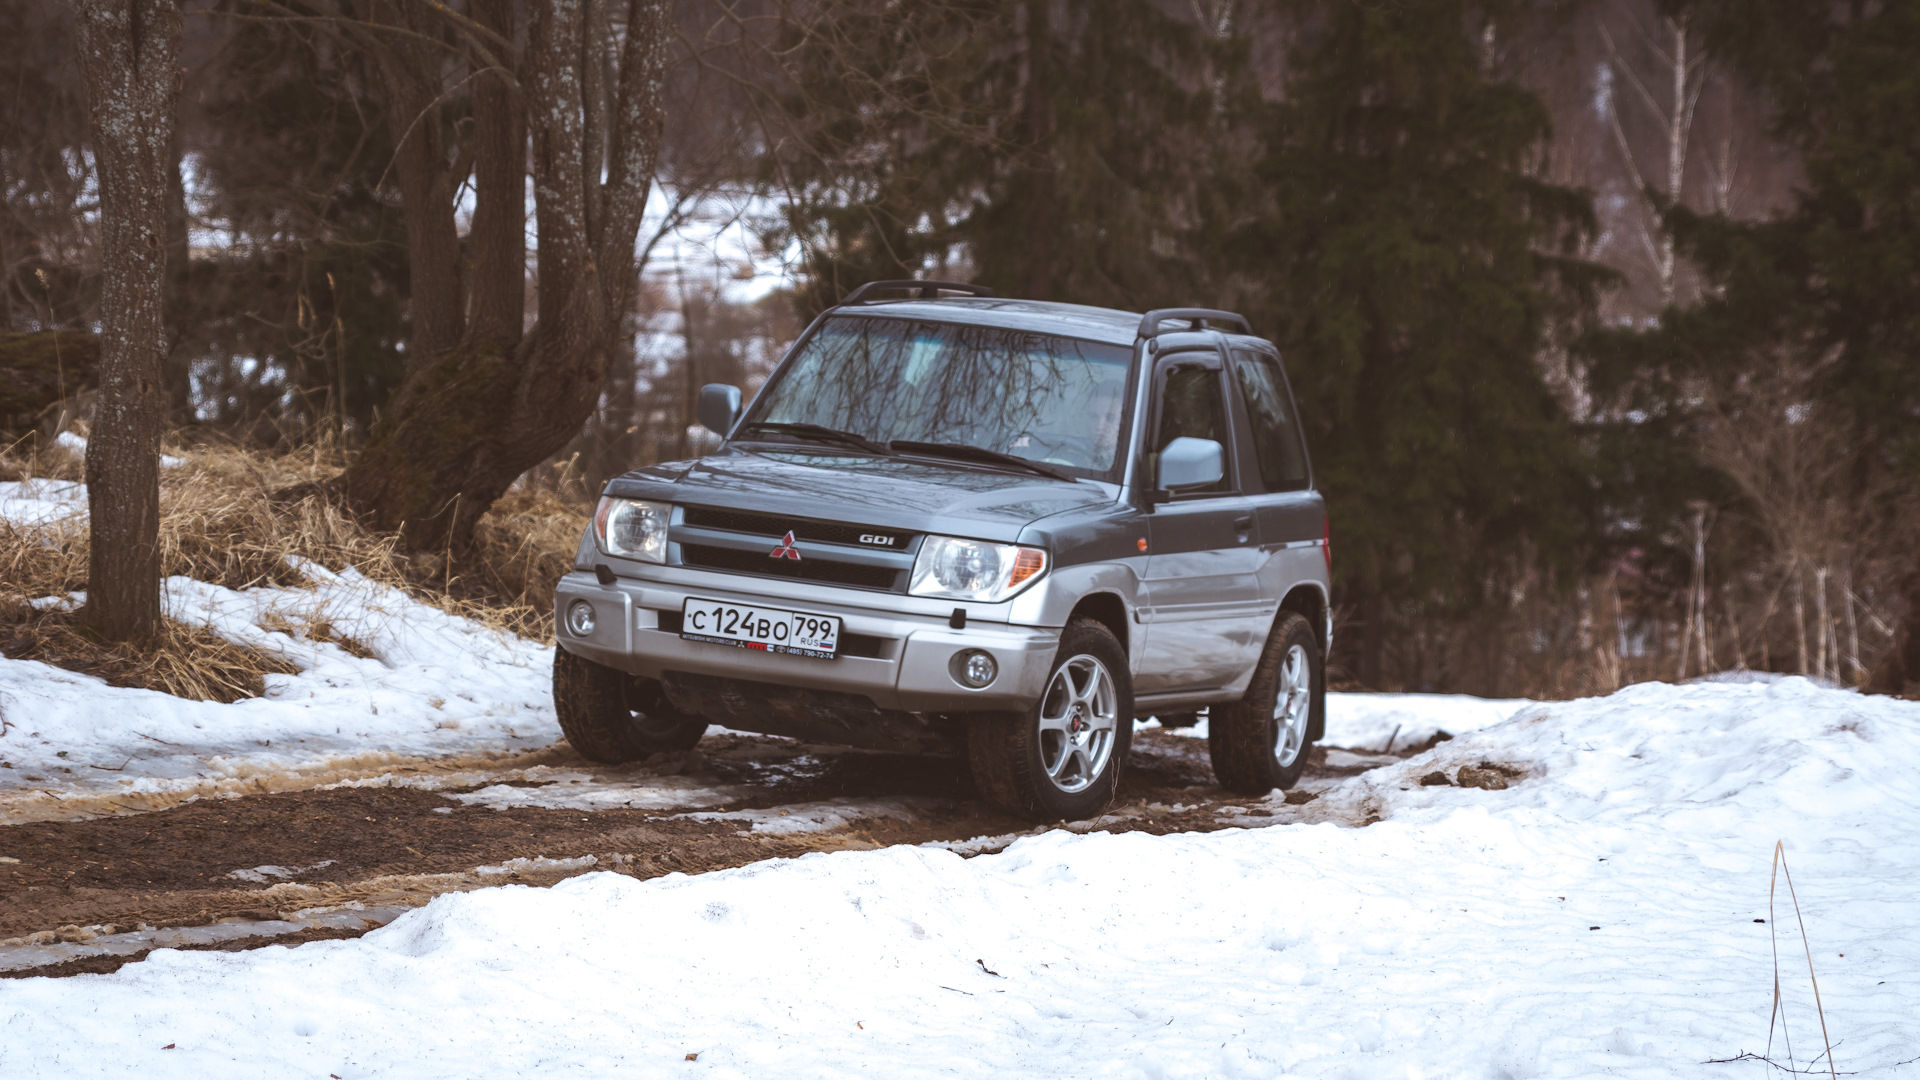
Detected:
left=2, top=729, right=1401, bottom=978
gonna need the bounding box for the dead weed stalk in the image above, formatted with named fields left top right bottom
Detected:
left=1737, top=840, right=1840, bottom=1078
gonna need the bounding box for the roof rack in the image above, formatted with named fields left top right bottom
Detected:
left=840, top=279, right=996, bottom=305
left=1137, top=308, right=1252, bottom=339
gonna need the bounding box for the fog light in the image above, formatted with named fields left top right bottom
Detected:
left=952, top=649, right=998, bottom=689
left=566, top=600, right=597, bottom=636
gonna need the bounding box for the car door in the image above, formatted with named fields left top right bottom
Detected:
left=1229, top=347, right=1325, bottom=610
left=1136, top=351, right=1273, bottom=694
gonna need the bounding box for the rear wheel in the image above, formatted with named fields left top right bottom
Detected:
left=553, top=647, right=709, bottom=762
left=1209, top=612, right=1322, bottom=794
left=969, top=619, right=1132, bottom=822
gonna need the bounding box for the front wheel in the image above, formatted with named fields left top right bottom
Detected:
left=1209, top=612, right=1323, bottom=794
left=969, top=619, right=1133, bottom=822
left=553, top=647, right=709, bottom=762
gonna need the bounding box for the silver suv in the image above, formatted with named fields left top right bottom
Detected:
left=552, top=282, right=1330, bottom=821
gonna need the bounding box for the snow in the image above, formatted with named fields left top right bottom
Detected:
left=2, top=678, right=1915, bottom=1077
left=440, top=766, right=737, bottom=813
left=675, top=796, right=937, bottom=835
left=227, top=860, right=336, bottom=883
left=1153, top=692, right=1531, bottom=752
left=0, top=906, right=415, bottom=974
left=6, top=472, right=1917, bottom=1074
left=0, top=561, right=583, bottom=823
left=0, top=477, right=87, bottom=527
left=1322, top=691, right=1531, bottom=750
left=0, top=485, right=758, bottom=822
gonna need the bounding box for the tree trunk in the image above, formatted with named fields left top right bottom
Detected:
left=1018, top=0, right=1056, bottom=302
left=466, top=0, right=526, bottom=354
left=336, top=0, right=670, bottom=552
left=369, top=0, right=465, bottom=367
left=68, top=0, right=181, bottom=643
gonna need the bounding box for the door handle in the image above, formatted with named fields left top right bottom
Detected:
left=1233, top=514, right=1253, bottom=543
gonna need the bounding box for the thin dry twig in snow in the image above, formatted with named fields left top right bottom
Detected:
left=1768, top=840, right=1837, bottom=1079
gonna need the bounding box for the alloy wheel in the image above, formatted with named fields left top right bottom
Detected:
left=1273, top=643, right=1311, bottom=768
left=1037, top=654, right=1118, bottom=794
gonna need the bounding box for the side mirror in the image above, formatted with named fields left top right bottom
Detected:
left=1156, top=436, right=1224, bottom=492
left=698, top=383, right=742, bottom=436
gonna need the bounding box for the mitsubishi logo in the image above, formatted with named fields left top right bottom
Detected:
left=769, top=530, right=802, bottom=560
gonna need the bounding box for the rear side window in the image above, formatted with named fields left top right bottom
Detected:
left=1231, top=349, right=1309, bottom=491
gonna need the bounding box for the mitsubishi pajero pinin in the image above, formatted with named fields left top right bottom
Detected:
left=552, top=281, right=1331, bottom=822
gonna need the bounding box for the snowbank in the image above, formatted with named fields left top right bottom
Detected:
left=1321, top=690, right=1530, bottom=749
left=0, top=560, right=570, bottom=822
left=3, top=678, right=1914, bottom=1078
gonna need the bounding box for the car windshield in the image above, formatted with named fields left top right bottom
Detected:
left=741, top=316, right=1134, bottom=480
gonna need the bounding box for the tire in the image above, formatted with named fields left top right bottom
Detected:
left=1209, top=611, right=1323, bottom=794
left=553, top=646, right=709, bottom=762
left=969, top=619, right=1132, bottom=822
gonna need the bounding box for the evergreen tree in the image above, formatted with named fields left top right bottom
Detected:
left=1237, top=0, right=1611, bottom=687
left=761, top=1, right=999, bottom=317
left=1591, top=1, right=1920, bottom=690
left=768, top=0, right=1217, bottom=315
left=962, top=0, right=1211, bottom=307
left=185, top=3, right=412, bottom=439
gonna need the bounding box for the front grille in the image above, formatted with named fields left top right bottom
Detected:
left=680, top=543, right=901, bottom=590
left=681, top=506, right=915, bottom=550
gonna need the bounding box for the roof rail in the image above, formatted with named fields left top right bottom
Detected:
left=1137, top=308, right=1251, bottom=338
left=840, top=279, right=996, bottom=305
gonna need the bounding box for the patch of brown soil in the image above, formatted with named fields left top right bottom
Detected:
left=0, top=784, right=1013, bottom=941
left=1, top=730, right=1395, bottom=978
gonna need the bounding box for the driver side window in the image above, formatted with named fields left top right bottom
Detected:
left=1155, top=363, right=1231, bottom=494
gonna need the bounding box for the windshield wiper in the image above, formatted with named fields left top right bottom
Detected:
left=736, top=421, right=893, bottom=456
left=888, top=440, right=1077, bottom=483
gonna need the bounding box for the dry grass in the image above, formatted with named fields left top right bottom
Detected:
left=0, top=431, right=588, bottom=701
left=0, top=609, right=300, bottom=704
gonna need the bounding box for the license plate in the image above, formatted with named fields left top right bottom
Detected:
left=680, top=598, right=841, bottom=659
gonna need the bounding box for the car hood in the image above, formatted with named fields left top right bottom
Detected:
left=602, top=445, right=1117, bottom=542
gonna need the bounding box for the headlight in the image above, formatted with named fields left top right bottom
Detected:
left=908, top=535, right=1047, bottom=602
left=594, top=497, right=671, bottom=563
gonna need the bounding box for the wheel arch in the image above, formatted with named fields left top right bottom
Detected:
left=1067, top=591, right=1130, bottom=658
left=1279, top=584, right=1328, bottom=652
left=1278, top=584, right=1329, bottom=742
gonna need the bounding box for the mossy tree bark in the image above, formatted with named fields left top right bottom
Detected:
left=67, top=0, right=181, bottom=642
left=336, top=0, right=669, bottom=552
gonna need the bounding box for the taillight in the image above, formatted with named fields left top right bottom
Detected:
left=1322, top=513, right=1332, bottom=574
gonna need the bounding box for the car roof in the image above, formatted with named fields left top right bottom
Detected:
left=830, top=297, right=1144, bottom=348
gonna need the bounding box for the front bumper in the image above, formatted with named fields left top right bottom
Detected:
left=552, top=568, right=1061, bottom=715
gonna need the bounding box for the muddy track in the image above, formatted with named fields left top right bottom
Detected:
left=2, top=731, right=1399, bottom=977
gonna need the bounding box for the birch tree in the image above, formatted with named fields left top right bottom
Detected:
left=1595, top=3, right=1705, bottom=306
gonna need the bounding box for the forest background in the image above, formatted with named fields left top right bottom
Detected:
left=3, top=0, right=1916, bottom=699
